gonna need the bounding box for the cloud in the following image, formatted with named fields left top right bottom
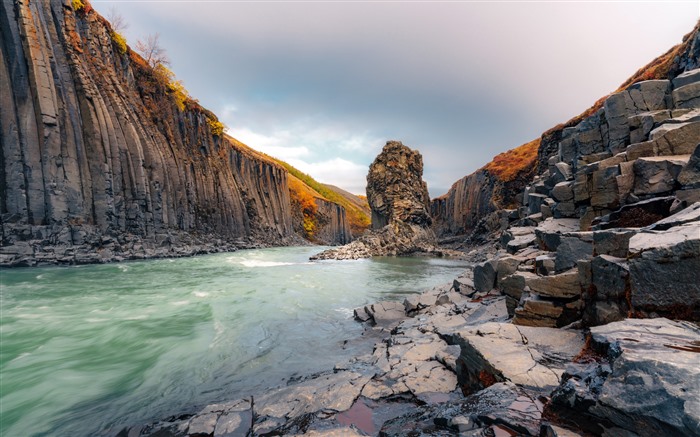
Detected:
left=288, top=158, right=369, bottom=196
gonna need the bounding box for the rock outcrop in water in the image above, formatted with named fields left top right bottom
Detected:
left=0, top=0, right=355, bottom=266
left=312, top=141, right=439, bottom=260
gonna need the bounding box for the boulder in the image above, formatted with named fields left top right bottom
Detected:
left=672, top=67, right=700, bottom=88
left=535, top=218, right=580, bottom=251
left=591, top=255, right=629, bottom=302
left=354, top=300, right=406, bottom=328
left=628, top=221, right=700, bottom=319
left=554, top=235, right=593, bottom=273
left=526, top=269, right=581, bottom=299
left=473, top=259, right=498, bottom=292
left=673, top=82, right=700, bottom=109
left=551, top=182, right=574, bottom=202
left=514, top=296, right=583, bottom=328
left=548, top=318, right=700, bottom=436
left=626, top=80, right=670, bottom=112
left=590, top=166, right=622, bottom=209
left=634, top=155, right=689, bottom=195
left=499, top=271, right=538, bottom=316
left=592, top=228, right=637, bottom=257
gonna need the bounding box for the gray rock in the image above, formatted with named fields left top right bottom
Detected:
left=527, top=193, right=548, bottom=216
left=591, top=255, right=629, bottom=301
left=550, top=318, right=700, bottom=437
left=379, top=382, right=544, bottom=437
left=673, top=82, right=700, bottom=109
left=626, top=80, right=670, bottom=112
left=555, top=236, right=593, bottom=272
left=535, top=218, right=580, bottom=251
left=473, top=259, right=498, bottom=292
left=514, top=295, right=583, bottom=328
left=535, top=255, right=555, bottom=276
left=679, top=143, right=700, bottom=188
left=448, top=322, right=584, bottom=393
left=628, top=222, right=700, bottom=319
left=526, top=269, right=581, bottom=299
left=672, top=67, right=700, bottom=89
left=634, top=155, right=690, bottom=195
left=255, top=371, right=372, bottom=420
left=355, top=300, right=406, bottom=328
left=592, top=228, right=637, bottom=257
left=552, top=182, right=574, bottom=202
left=590, top=166, right=621, bottom=209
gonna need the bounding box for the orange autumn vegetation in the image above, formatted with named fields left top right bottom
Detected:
left=484, top=138, right=541, bottom=182
left=288, top=176, right=320, bottom=239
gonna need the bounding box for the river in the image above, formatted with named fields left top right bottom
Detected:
left=0, top=246, right=468, bottom=436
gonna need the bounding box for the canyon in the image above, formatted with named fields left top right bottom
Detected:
left=1, top=1, right=700, bottom=436
left=0, top=0, right=362, bottom=267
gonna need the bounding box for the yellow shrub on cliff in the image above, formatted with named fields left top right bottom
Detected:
left=207, top=118, right=225, bottom=136
left=289, top=177, right=318, bottom=239
left=111, top=31, right=127, bottom=55
left=154, top=64, right=190, bottom=112
left=72, top=0, right=85, bottom=11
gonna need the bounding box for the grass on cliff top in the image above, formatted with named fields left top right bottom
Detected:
left=483, top=138, right=541, bottom=183
left=273, top=160, right=371, bottom=237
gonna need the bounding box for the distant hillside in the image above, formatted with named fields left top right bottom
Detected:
left=272, top=161, right=371, bottom=238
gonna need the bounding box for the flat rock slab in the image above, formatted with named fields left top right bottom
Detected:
left=255, top=371, right=373, bottom=421
left=447, top=322, right=584, bottom=393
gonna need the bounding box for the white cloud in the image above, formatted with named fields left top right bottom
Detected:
left=228, top=127, right=310, bottom=161
left=287, top=158, right=368, bottom=195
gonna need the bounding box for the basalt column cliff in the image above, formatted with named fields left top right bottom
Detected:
left=0, top=0, right=353, bottom=265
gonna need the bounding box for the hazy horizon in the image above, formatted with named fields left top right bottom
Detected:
left=95, top=0, right=698, bottom=197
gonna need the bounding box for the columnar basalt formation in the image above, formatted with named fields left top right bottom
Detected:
left=312, top=141, right=439, bottom=260
left=0, top=0, right=352, bottom=265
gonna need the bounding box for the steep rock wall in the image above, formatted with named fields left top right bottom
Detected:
left=433, top=21, right=700, bottom=240
left=313, top=199, right=352, bottom=245
left=0, top=0, right=297, bottom=265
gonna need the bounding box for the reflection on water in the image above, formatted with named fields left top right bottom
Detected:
left=0, top=247, right=467, bottom=436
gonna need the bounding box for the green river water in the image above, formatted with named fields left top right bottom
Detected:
left=0, top=246, right=468, bottom=436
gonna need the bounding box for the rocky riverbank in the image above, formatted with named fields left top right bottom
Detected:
left=122, top=204, right=700, bottom=436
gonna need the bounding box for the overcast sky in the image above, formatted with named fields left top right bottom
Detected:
left=94, top=1, right=698, bottom=196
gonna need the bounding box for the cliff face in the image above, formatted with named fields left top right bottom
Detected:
left=432, top=22, right=700, bottom=240
left=431, top=140, right=538, bottom=239
left=0, top=0, right=351, bottom=266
